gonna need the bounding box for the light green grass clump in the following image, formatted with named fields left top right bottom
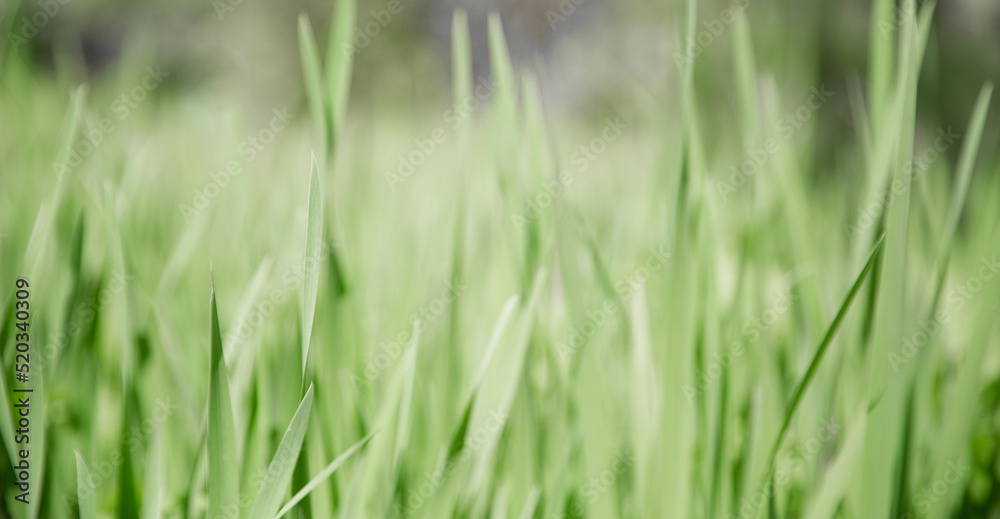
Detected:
left=0, top=0, right=999, bottom=518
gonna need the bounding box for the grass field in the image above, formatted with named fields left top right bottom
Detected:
left=1, top=0, right=999, bottom=517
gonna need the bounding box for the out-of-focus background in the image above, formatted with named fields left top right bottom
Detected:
left=9, top=0, right=1000, bottom=128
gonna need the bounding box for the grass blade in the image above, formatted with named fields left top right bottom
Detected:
left=140, top=427, right=165, bottom=519
left=275, top=431, right=376, bottom=519
left=298, top=14, right=327, bottom=153
left=938, top=83, right=992, bottom=260
left=325, top=0, right=356, bottom=154
left=75, top=451, right=98, bottom=519
left=765, top=234, right=885, bottom=470
left=301, top=154, right=323, bottom=378
left=208, top=276, right=239, bottom=518
left=248, top=384, right=315, bottom=519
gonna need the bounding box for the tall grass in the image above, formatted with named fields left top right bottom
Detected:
left=0, top=0, right=998, bottom=517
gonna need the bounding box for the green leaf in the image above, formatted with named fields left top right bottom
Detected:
left=731, top=10, right=758, bottom=144
left=76, top=451, right=99, bottom=519
left=301, top=154, right=323, bottom=378
left=208, top=276, right=240, bottom=518
left=248, top=384, right=315, bottom=519
left=765, top=234, right=885, bottom=470
left=140, top=427, right=165, bottom=519
left=298, top=14, right=327, bottom=155
left=326, top=0, right=356, bottom=154
left=487, top=13, right=518, bottom=141
left=275, top=430, right=376, bottom=519
left=939, top=83, right=992, bottom=260
left=803, top=407, right=867, bottom=519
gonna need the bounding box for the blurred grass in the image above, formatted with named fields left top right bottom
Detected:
left=1, top=0, right=1000, bottom=517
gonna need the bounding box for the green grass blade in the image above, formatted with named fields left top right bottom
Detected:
left=208, top=276, right=239, bottom=518
left=227, top=256, right=274, bottom=404
left=325, top=0, right=356, bottom=154
left=860, top=3, right=926, bottom=513
left=274, top=430, right=376, bottom=519
left=939, top=83, right=992, bottom=259
left=298, top=13, right=327, bottom=154
left=765, top=234, right=885, bottom=470
left=731, top=10, right=758, bottom=145
left=75, top=451, right=98, bottom=519
left=927, top=284, right=1000, bottom=518
left=868, top=0, right=895, bottom=128
left=140, top=427, right=165, bottom=519
left=52, top=84, right=87, bottom=180
left=804, top=406, right=867, bottom=519
left=393, top=323, right=420, bottom=468
left=301, top=154, right=323, bottom=378
left=248, top=384, right=315, bottom=519
left=487, top=12, right=517, bottom=139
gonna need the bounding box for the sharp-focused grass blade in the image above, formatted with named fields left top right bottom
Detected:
left=275, top=431, right=376, bottom=519
left=248, top=384, right=315, bottom=519
left=765, top=235, right=884, bottom=472
left=301, top=154, right=323, bottom=378
left=208, top=278, right=239, bottom=518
